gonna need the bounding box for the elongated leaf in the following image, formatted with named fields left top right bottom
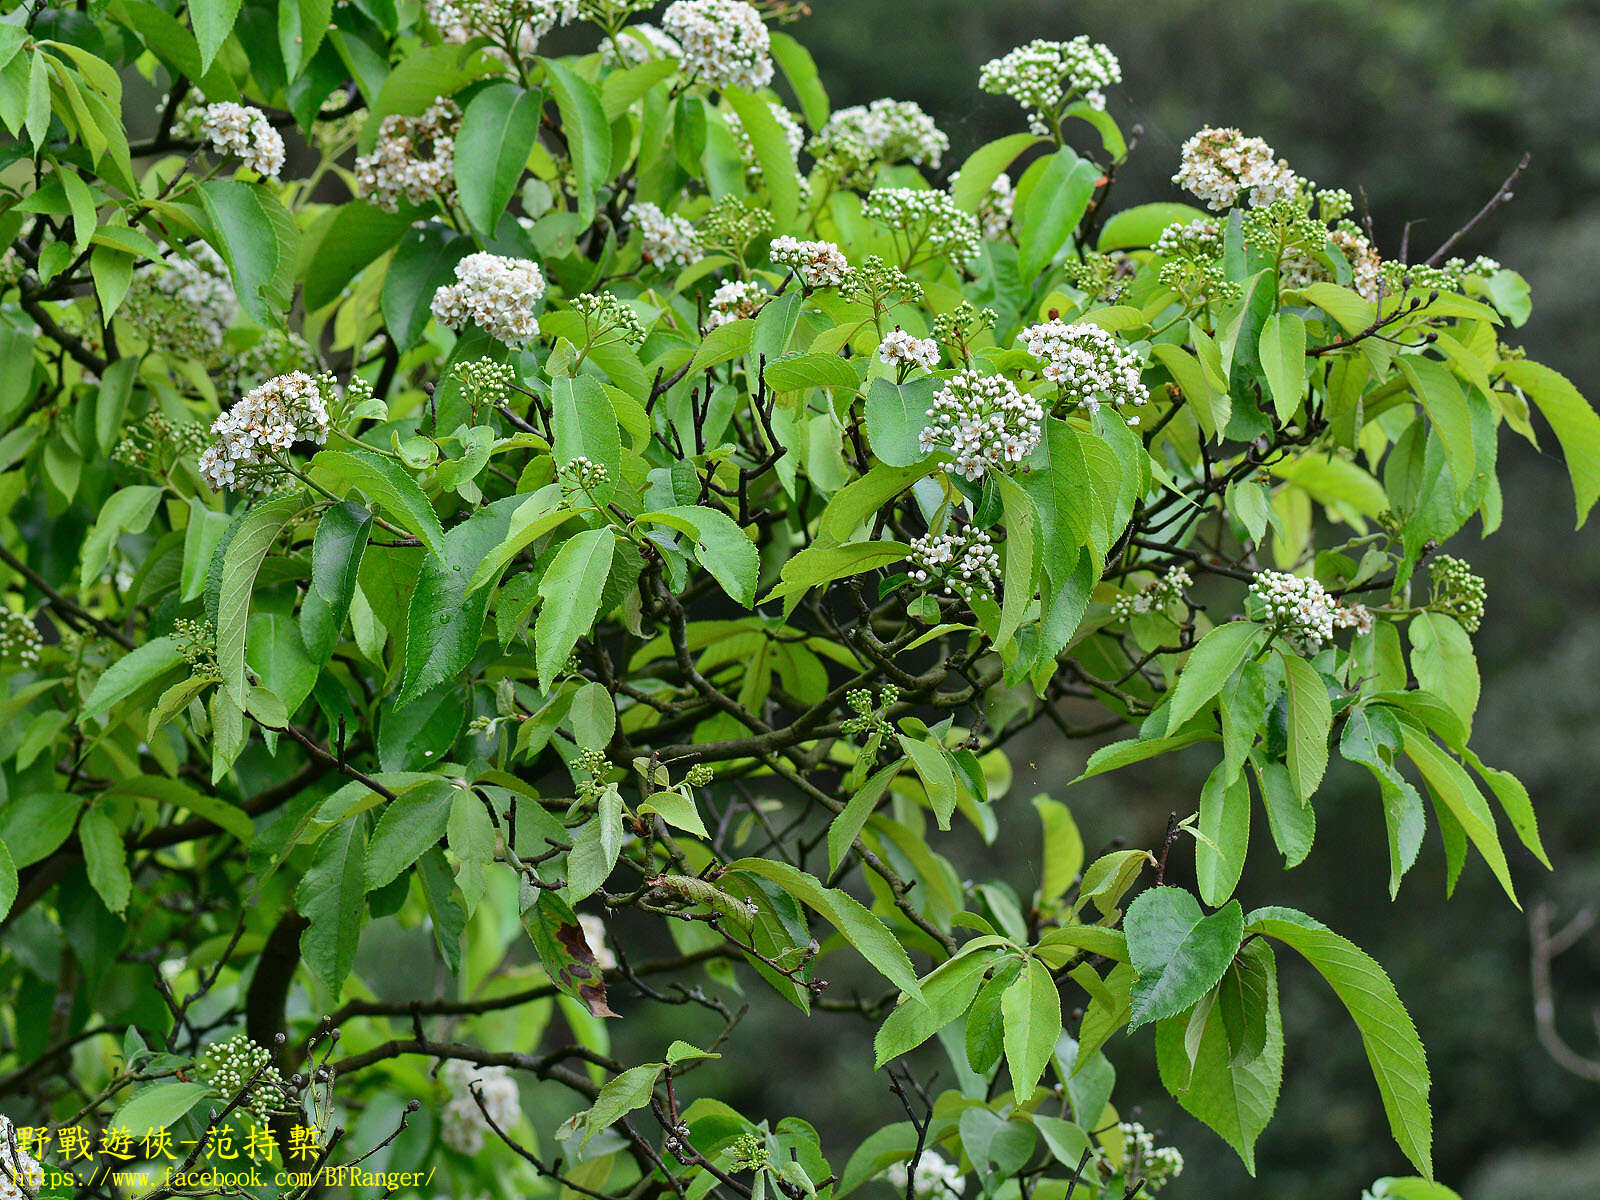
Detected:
left=874, top=949, right=994, bottom=1066
left=82, top=636, right=184, bottom=718
left=216, top=494, right=302, bottom=708
left=1195, top=761, right=1251, bottom=906
left=1501, top=359, right=1600, bottom=525
left=80, top=806, right=131, bottom=915
left=1278, top=649, right=1332, bottom=801
left=301, top=500, right=372, bottom=666
left=455, top=83, right=542, bottom=236
left=1398, top=722, right=1517, bottom=905
left=543, top=58, right=610, bottom=226
left=198, top=180, right=299, bottom=327
left=311, top=447, right=446, bottom=555
left=1125, top=886, right=1244, bottom=1029
left=638, top=506, right=759, bottom=607
left=1258, top=312, right=1306, bottom=422
left=534, top=527, right=616, bottom=686
left=1167, top=621, right=1263, bottom=731
left=298, top=817, right=367, bottom=995
left=1002, top=956, right=1061, bottom=1098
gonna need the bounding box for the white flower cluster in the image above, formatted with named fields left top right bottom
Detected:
left=863, top=188, right=982, bottom=265
left=919, top=370, right=1043, bottom=481
left=1020, top=321, right=1148, bottom=420
left=199, top=371, right=331, bottom=493
left=726, top=99, right=805, bottom=180
left=1247, top=570, right=1338, bottom=653
left=199, top=102, right=285, bottom=178
left=578, top=913, right=618, bottom=970
left=0, top=1116, right=44, bottom=1200
left=812, top=99, right=949, bottom=170
left=770, top=236, right=850, bottom=289
left=0, top=611, right=41, bottom=667
left=1155, top=218, right=1223, bottom=261
left=199, top=1033, right=290, bottom=1121
left=1174, top=127, right=1300, bottom=211
left=424, top=0, right=581, bottom=54
left=354, top=99, right=461, bottom=212
left=150, top=242, right=239, bottom=350
left=707, top=279, right=765, bottom=327
left=600, top=23, right=682, bottom=66
left=1333, top=226, right=1383, bottom=302
left=1107, top=1123, right=1184, bottom=1193
left=431, top=253, right=546, bottom=346
left=441, top=1061, right=523, bottom=1155
left=877, top=328, right=939, bottom=370
left=628, top=201, right=701, bottom=270
left=1111, top=567, right=1191, bottom=621
left=886, top=1152, right=966, bottom=1200
left=662, top=0, right=773, bottom=91
left=946, top=170, right=1014, bottom=241
left=978, top=37, right=1122, bottom=132
left=908, top=527, right=1000, bottom=600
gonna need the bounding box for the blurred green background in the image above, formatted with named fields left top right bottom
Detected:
left=692, top=2, right=1600, bottom=1196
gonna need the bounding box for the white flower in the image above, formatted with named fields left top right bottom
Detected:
left=199, top=371, right=331, bottom=494
left=199, top=102, right=285, bottom=178
left=877, top=328, right=939, bottom=370
left=0, top=1115, right=44, bottom=1200
left=600, top=23, right=682, bottom=66
left=431, top=253, right=546, bottom=346
left=148, top=242, right=238, bottom=350
left=354, top=99, right=461, bottom=212
left=424, top=0, right=581, bottom=56
left=579, top=913, right=618, bottom=970
left=886, top=1152, right=966, bottom=1200
left=863, top=187, right=981, bottom=266
left=908, top=527, right=1000, bottom=600
left=628, top=201, right=701, bottom=270
left=440, top=1061, right=522, bottom=1155
left=771, top=236, right=850, bottom=289
left=979, top=38, right=1121, bottom=135
left=1246, top=570, right=1338, bottom=653
left=662, top=0, right=773, bottom=92
left=1019, top=320, right=1148, bottom=420
left=1174, top=127, right=1300, bottom=211
left=707, top=279, right=765, bottom=327
left=918, top=370, right=1043, bottom=481
left=811, top=99, right=948, bottom=172
left=1112, top=567, right=1192, bottom=621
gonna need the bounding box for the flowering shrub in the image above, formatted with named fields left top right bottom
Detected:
left=0, top=5, right=1593, bottom=1200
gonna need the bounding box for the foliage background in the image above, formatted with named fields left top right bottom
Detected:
left=620, top=2, right=1600, bottom=1197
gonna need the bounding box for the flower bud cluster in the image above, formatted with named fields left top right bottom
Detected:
left=1428, top=554, right=1487, bottom=633
left=0, top=1115, right=44, bottom=1200
left=908, top=527, right=1000, bottom=599
left=0, top=611, right=41, bottom=668
left=447, top=358, right=518, bottom=412
left=571, top=293, right=647, bottom=346
left=559, top=456, right=612, bottom=497
left=1155, top=218, right=1223, bottom=261
left=878, top=328, right=939, bottom=371
left=199, top=103, right=285, bottom=178
left=1383, top=255, right=1502, bottom=295
left=810, top=99, right=948, bottom=176
left=199, top=371, right=332, bottom=494
left=354, top=99, right=461, bottom=212
left=574, top=746, right=612, bottom=802
left=578, top=913, right=618, bottom=970
left=113, top=412, right=211, bottom=474
left=175, top=617, right=221, bottom=679
left=1111, top=567, right=1191, bottom=622
left=979, top=37, right=1122, bottom=133
left=841, top=256, right=923, bottom=309
left=431, top=253, right=546, bottom=346
left=685, top=763, right=714, bottom=787
left=707, top=279, right=766, bottom=327
left=199, top=1034, right=290, bottom=1121
left=932, top=302, right=996, bottom=363
left=628, top=201, right=701, bottom=270
left=886, top=1152, right=966, bottom=1200
left=426, top=0, right=582, bottom=52
left=862, top=188, right=981, bottom=265
left=662, top=0, right=773, bottom=91
left=918, top=371, right=1043, bottom=481
left=1019, top=321, right=1149, bottom=420
left=1247, top=570, right=1338, bottom=653
left=440, top=1061, right=522, bottom=1155
left=1174, top=127, right=1299, bottom=211
left=698, top=196, right=773, bottom=259
left=770, top=237, right=850, bottom=289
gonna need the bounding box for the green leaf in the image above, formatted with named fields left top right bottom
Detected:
left=110, top=1082, right=212, bottom=1137
left=298, top=817, right=367, bottom=995
left=1166, top=621, right=1263, bottom=731
left=724, top=87, right=801, bottom=231
left=863, top=376, right=934, bottom=467
left=0, top=837, right=16, bottom=920
left=1154, top=939, right=1282, bottom=1174
left=1016, top=147, right=1099, bottom=281
left=1195, top=761, right=1251, bottom=907
left=1408, top=612, right=1479, bottom=731
left=198, top=180, right=299, bottom=327
left=216, top=494, right=302, bottom=708
left=1398, top=357, right=1477, bottom=500
left=600, top=58, right=678, bottom=122
left=952, top=133, right=1044, bottom=212
left=552, top=375, right=622, bottom=503
left=382, top=221, right=468, bottom=350
left=728, top=858, right=923, bottom=1000
left=535, top=528, right=616, bottom=686
left=994, top=475, right=1037, bottom=647
left=1278, top=649, right=1332, bottom=801
left=896, top=732, right=957, bottom=829
left=79, top=486, right=163, bottom=592
left=1500, top=359, right=1600, bottom=526
left=455, top=83, right=542, bottom=237
left=82, top=636, right=185, bottom=719
left=302, top=201, right=415, bottom=311
left=1124, top=886, right=1244, bottom=1029
left=638, top=506, right=759, bottom=607
left=826, top=761, right=900, bottom=876
left=1033, top=796, right=1083, bottom=905
left=1001, top=956, right=1061, bottom=1098
left=638, top=788, right=708, bottom=839
left=311, top=447, right=447, bottom=555
left=572, top=1063, right=663, bottom=1148
left=301, top=501, right=372, bottom=666
left=763, top=351, right=860, bottom=394
left=521, top=888, right=617, bottom=1017
left=366, top=780, right=455, bottom=890
left=1248, top=907, right=1432, bottom=1178
left=1253, top=756, right=1315, bottom=868
left=765, top=540, right=911, bottom=607
left=543, top=58, right=610, bottom=226
left=80, top=806, right=131, bottom=915
left=1258, top=312, right=1307, bottom=423
left=1097, top=202, right=1211, bottom=251
left=1460, top=747, right=1549, bottom=870
left=1341, top=704, right=1426, bottom=897
left=769, top=31, right=828, bottom=130
left=874, top=950, right=993, bottom=1066
left=190, top=0, right=244, bottom=71
left=1397, top=721, right=1517, bottom=906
